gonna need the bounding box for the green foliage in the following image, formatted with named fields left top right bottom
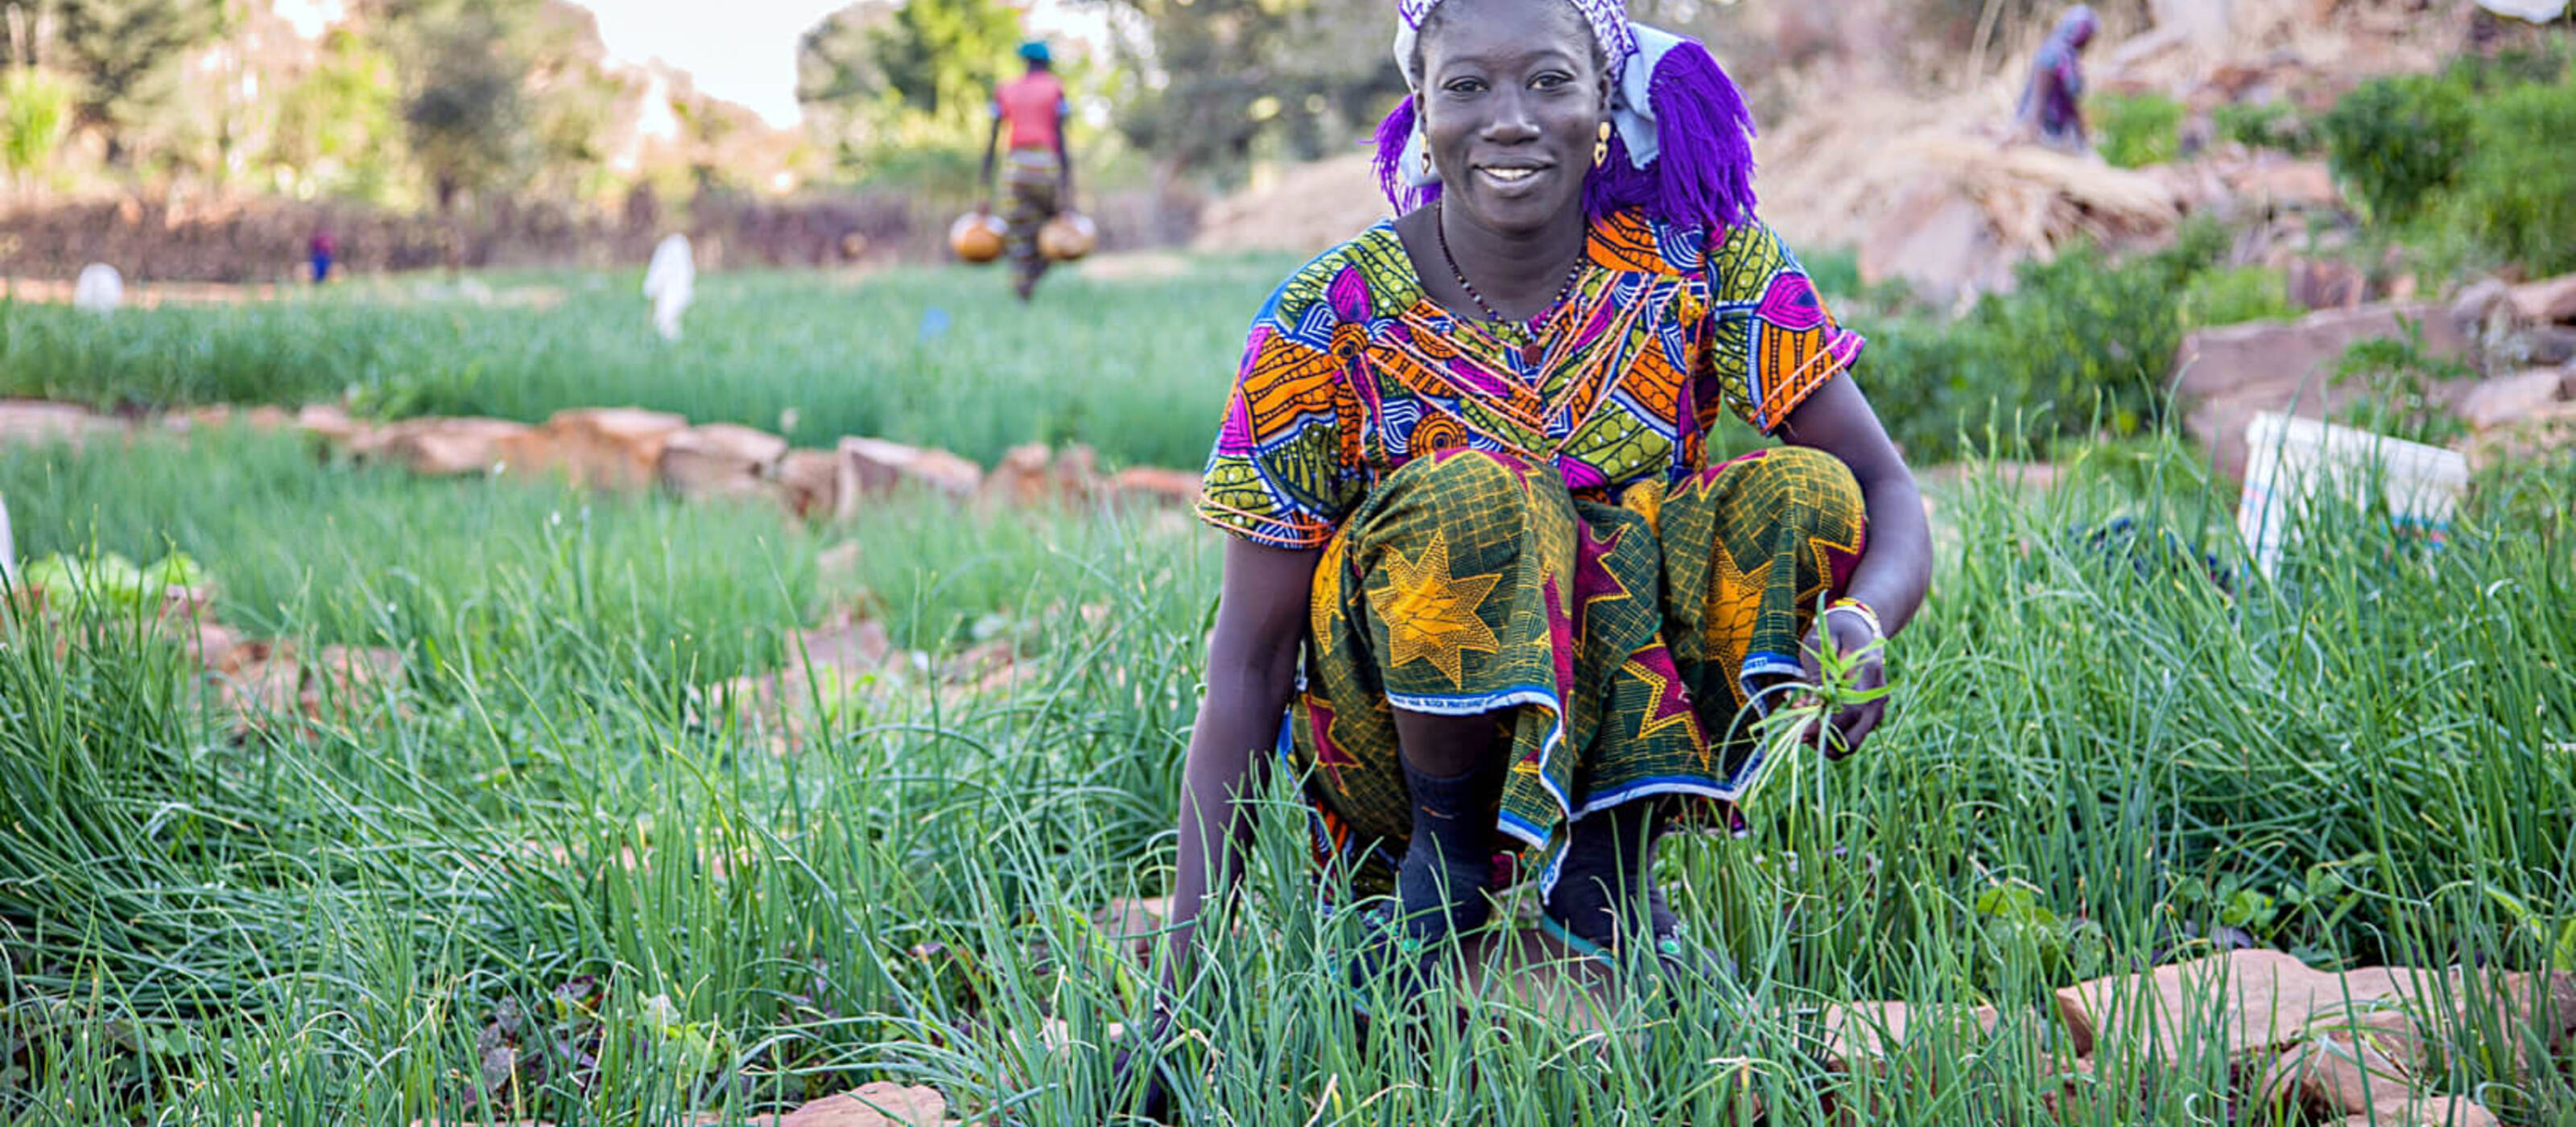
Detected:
left=796, top=0, right=1027, bottom=182
left=0, top=66, right=71, bottom=184
left=0, top=259, right=1299, bottom=472
left=2318, top=73, right=2475, bottom=225
left=2330, top=321, right=2475, bottom=448
left=1101, top=0, right=1405, bottom=181
left=17, top=549, right=200, bottom=613
left=2444, top=75, right=2576, bottom=276
left=1864, top=220, right=2241, bottom=460
left=378, top=0, right=530, bottom=209
left=5, top=419, right=2573, bottom=1120
left=46, top=0, right=225, bottom=151
left=2211, top=100, right=2314, bottom=155
left=266, top=29, right=404, bottom=204
left=2176, top=265, right=2297, bottom=330
left=2091, top=92, right=2182, bottom=169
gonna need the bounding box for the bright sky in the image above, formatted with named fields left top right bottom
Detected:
left=272, top=0, right=1113, bottom=129
left=580, top=0, right=848, bottom=126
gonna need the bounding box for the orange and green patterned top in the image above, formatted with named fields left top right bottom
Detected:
left=1196, top=210, right=1865, bottom=550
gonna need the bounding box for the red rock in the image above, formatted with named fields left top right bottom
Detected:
left=2333, top=1096, right=2501, bottom=1127
left=774, top=449, right=841, bottom=520
left=2509, top=273, right=2576, bottom=324
left=1052, top=444, right=1100, bottom=505
left=2054, top=949, right=2348, bottom=1063
left=778, top=1081, right=947, bottom=1126
left=0, top=399, right=115, bottom=449
left=2287, top=257, right=2368, bottom=311
left=504, top=407, right=689, bottom=491
left=303, top=644, right=406, bottom=722
left=2450, top=278, right=2514, bottom=341
left=788, top=617, right=891, bottom=671
left=359, top=417, right=529, bottom=477
left=2256, top=1034, right=2417, bottom=1120
left=1821, top=1001, right=2009, bottom=1071
left=1092, top=896, right=1174, bottom=960
left=835, top=437, right=984, bottom=515
left=1110, top=466, right=1201, bottom=508
left=215, top=640, right=303, bottom=720
left=2455, top=369, right=2567, bottom=430
left=2175, top=303, right=2471, bottom=479
left=1860, top=182, right=2008, bottom=308
left=657, top=423, right=789, bottom=501
left=295, top=404, right=365, bottom=447
left=2231, top=159, right=2341, bottom=210
left=980, top=443, right=1055, bottom=508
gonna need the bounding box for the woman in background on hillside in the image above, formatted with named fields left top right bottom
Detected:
left=1127, top=0, right=1932, bottom=1112
left=2016, top=6, right=2099, bottom=152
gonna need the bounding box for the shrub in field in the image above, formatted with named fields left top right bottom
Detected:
left=2091, top=92, right=2183, bottom=168
left=2445, top=76, right=2576, bottom=275
left=2176, top=264, right=2298, bottom=330
left=2211, top=101, right=2314, bottom=155
left=2318, top=74, right=2475, bottom=225
left=2330, top=322, right=2475, bottom=448
left=1860, top=220, right=2238, bottom=460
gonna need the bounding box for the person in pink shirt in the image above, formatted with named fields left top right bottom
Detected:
left=980, top=40, right=1075, bottom=300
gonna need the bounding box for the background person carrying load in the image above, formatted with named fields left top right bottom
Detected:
left=980, top=40, right=1076, bottom=302
left=2013, top=6, right=2099, bottom=154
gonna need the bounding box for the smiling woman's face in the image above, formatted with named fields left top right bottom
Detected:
left=1416, top=0, right=1605, bottom=237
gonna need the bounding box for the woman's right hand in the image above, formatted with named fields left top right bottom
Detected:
left=1145, top=536, right=1319, bottom=1100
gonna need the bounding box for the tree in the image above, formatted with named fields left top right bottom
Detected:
left=47, top=0, right=225, bottom=162
left=1100, top=0, right=1402, bottom=185
left=2, top=66, right=72, bottom=188
left=366, top=0, right=531, bottom=213
left=796, top=0, right=1022, bottom=162
left=267, top=27, right=403, bottom=203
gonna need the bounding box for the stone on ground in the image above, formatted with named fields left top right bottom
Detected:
left=774, top=448, right=842, bottom=520
left=835, top=437, right=984, bottom=514
left=658, top=423, right=790, bottom=501
left=2509, top=273, right=2576, bottom=325
left=1860, top=182, right=2008, bottom=308
left=502, top=407, right=690, bottom=491
left=778, top=1081, right=949, bottom=1126
left=2450, top=279, right=2515, bottom=341
left=357, top=417, right=531, bottom=477
left=1109, top=466, right=1200, bottom=508
left=2055, top=949, right=2359, bottom=1063
left=2454, top=369, right=2569, bottom=430
left=2175, top=303, right=2470, bottom=478
left=0, top=399, right=118, bottom=450
left=295, top=404, right=368, bottom=447
left=980, top=443, right=1055, bottom=508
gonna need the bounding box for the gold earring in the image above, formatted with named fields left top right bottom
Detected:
left=1594, top=122, right=1612, bottom=167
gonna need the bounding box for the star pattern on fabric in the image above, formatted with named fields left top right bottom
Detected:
left=1377, top=531, right=1503, bottom=688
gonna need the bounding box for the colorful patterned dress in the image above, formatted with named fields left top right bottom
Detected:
left=1196, top=210, right=1870, bottom=894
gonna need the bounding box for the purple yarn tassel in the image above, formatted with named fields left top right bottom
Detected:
left=1371, top=95, right=1438, bottom=214
left=1373, top=41, right=1757, bottom=232
left=1645, top=38, right=1758, bottom=233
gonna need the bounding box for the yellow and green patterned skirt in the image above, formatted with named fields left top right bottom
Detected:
left=1282, top=445, right=1867, bottom=897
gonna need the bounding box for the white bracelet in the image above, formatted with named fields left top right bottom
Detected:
left=1824, top=601, right=1883, bottom=641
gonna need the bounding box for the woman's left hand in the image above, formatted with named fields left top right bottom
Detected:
left=1798, top=610, right=1886, bottom=759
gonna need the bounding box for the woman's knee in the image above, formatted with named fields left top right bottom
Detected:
left=1707, top=446, right=1864, bottom=518
left=1378, top=448, right=1560, bottom=542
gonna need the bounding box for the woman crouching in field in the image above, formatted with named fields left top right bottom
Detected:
left=1135, top=0, right=1932, bottom=1109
